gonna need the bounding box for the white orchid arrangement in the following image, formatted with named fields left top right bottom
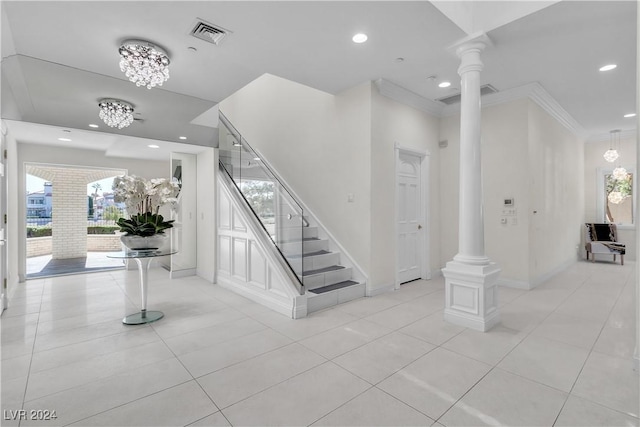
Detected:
left=112, top=175, right=180, bottom=236
left=112, top=175, right=180, bottom=215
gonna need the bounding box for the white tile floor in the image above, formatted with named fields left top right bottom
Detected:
left=1, top=260, right=638, bottom=426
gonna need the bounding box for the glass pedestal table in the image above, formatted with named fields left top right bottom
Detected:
left=107, top=249, right=177, bottom=325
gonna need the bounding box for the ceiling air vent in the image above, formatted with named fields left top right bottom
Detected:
left=190, top=19, right=230, bottom=46
left=437, top=84, right=498, bottom=105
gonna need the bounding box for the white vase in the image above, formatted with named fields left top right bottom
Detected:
left=120, top=234, right=169, bottom=250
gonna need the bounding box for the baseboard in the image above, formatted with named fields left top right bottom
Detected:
left=169, top=268, right=196, bottom=279
left=196, top=268, right=215, bottom=283
left=497, top=258, right=578, bottom=291
left=530, top=258, right=577, bottom=289
left=497, top=278, right=532, bottom=290
left=367, top=282, right=395, bottom=297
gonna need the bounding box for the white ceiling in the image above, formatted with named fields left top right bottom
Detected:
left=1, top=1, right=637, bottom=160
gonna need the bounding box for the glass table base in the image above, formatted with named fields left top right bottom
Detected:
left=123, top=310, right=164, bottom=325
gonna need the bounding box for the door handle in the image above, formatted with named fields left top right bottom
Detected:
left=418, top=224, right=422, bottom=230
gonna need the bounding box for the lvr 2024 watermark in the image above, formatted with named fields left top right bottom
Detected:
left=3, top=409, right=57, bottom=421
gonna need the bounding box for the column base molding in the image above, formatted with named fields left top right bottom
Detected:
left=442, top=260, right=501, bottom=332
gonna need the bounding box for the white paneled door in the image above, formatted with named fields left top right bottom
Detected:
left=397, top=151, right=423, bottom=284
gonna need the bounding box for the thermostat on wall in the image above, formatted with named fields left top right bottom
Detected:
left=504, top=198, right=514, bottom=207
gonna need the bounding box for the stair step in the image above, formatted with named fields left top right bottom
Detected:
left=281, top=237, right=321, bottom=243
left=303, top=266, right=352, bottom=289
left=280, top=226, right=318, bottom=241
left=306, top=281, right=366, bottom=313
left=303, top=265, right=345, bottom=276
left=287, top=250, right=331, bottom=259
left=308, top=280, right=359, bottom=294
left=303, top=251, right=340, bottom=271
left=281, top=238, right=328, bottom=256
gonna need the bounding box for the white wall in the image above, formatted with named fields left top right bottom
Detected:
left=16, top=143, right=169, bottom=280
left=483, top=100, right=531, bottom=284
left=370, top=88, right=441, bottom=290
left=584, top=134, right=636, bottom=260
left=440, top=99, right=530, bottom=283
left=197, top=148, right=216, bottom=282
left=220, top=74, right=372, bottom=276
left=439, top=98, right=584, bottom=288
left=527, top=101, right=584, bottom=283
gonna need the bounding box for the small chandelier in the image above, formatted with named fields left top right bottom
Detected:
left=603, top=148, right=619, bottom=163
left=603, top=129, right=620, bottom=163
left=98, top=99, right=134, bottom=129
left=118, top=39, right=170, bottom=89
left=612, top=166, right=628, bottom=181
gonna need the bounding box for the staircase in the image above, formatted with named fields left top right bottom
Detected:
left=281, top=225, right=365, bottom=313
left=218, top=111, right=366, bottom=316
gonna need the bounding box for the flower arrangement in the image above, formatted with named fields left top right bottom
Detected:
left=112, top=175, right=180, bottom=237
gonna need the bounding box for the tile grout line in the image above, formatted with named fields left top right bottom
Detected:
left=16, top=281, right=45, bottom=427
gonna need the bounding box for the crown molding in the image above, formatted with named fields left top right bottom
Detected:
left=442, top=82, right=587, bottom=139
left=376, top=78, right=590, bottom=140
left=374, top=79, right=444, bottom=117
left=527, top=82, right=588, bottom=139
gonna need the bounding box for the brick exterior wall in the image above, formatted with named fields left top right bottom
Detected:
left=27, top=235, right=121, bottom=257
left=26, top=237, right=52, bottom=257
left=87, top=235, right=122, bottom=252
left=51, top=169, right=89, bottom=259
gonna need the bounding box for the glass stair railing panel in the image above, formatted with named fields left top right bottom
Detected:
left=218, top=112, right=305, bottom=289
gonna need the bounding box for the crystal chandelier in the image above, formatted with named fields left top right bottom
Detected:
left=119, top=40, right=170, bottom=89
left=603, top=130, right=620, bottom=162
left=612, top=166, right=628, bottom=181
left=98, top=99, right=134, bottom=129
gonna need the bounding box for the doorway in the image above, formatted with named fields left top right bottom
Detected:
left=24, top=164, right=126, bottom=278
left=395, top=145, right=429, bottom=289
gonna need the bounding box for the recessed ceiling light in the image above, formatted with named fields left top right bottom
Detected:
left=179, top=136, right=187, bottom=140
left=624, top=113, right=636, bottom=118
left=58, top=138, right=72, bottom=142
left=438, top=81, right=452, bottom=88
left=253, top=157, right=261, bottom=161
left=599, top=64, right=617, bottom=71
left=352, top=33, right=368, bottom=43
left=88, top=124, right=99, bottom=128
left=148, top=144, right=159, bottom=149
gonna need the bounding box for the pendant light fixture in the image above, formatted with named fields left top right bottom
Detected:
left=603, top=129, right=620, bottom=162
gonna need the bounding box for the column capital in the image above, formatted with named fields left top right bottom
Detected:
left=447, top=33, right=493, bottom=59
left=447, top=32, right=492, bottom=75
left=447, top=32, right=493, bottom=56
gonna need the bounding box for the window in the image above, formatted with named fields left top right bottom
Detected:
left=597, top=168, right=635, bottom=226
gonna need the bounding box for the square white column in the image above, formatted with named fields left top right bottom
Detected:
left=442, top=260, right=500, bottom=332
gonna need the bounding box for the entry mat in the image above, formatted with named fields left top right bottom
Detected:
left=27, top=257, right=124, bottom=278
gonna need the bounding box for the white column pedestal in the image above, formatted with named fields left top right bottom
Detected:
left=442, top=260, right=500, bottom=332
